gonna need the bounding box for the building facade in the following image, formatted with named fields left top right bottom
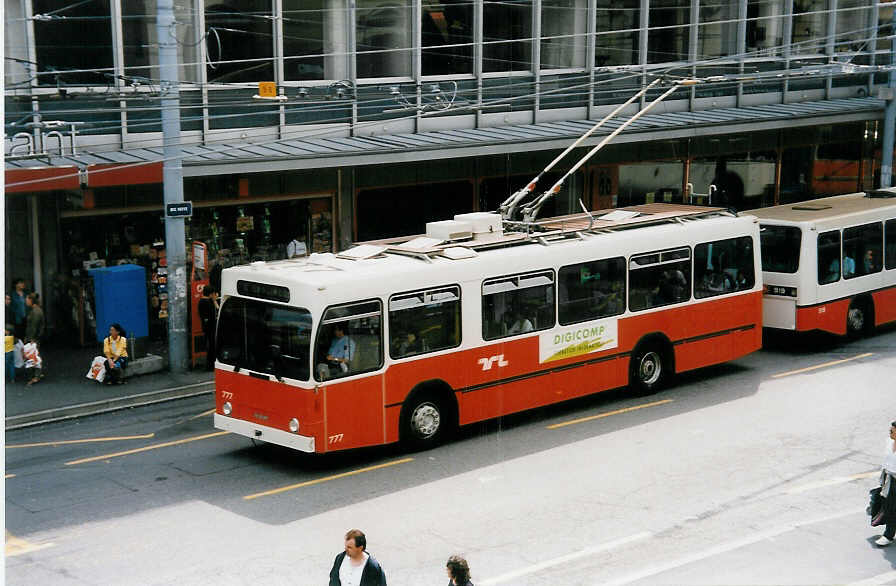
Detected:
left=4, top=0, right=892, bottom=344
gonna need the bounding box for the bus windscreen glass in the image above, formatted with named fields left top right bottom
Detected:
left=759, top=225, right=801, bottom=273
left=217, top=297, right=312, bottom=380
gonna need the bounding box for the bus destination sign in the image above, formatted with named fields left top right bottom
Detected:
left=165, top=202, right=193, bottom=218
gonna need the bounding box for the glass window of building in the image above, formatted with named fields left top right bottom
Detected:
left=698, top=0, right=739, bottom=59
left=878, top=5, right=893, bottom=54
left=205, top=0, right=274, bottom=83
left=541, top=0, right=587, bottom=70
left=596, top=0, right=640, bottom=66
left=792, top=0, right=828, bottom=54
left=618, top=161, right=684, bottom=206
left=33, top=0, right=113, bottom=85
left=123, top=1, right=200, bottom=83
left=483, top=0, right=533, bottom=73
left=691, top=154, right=776, bottom=209
left=746, top=0, right=785, bottom=55
left=648, top=0, right=691, bottom=63
left=422, top=0, right=474, bottom=75
left=834, top=0, right=871, bottom=53
left=283, top=0, right=331, bottom=81
left=356, top=0, right=413, bottom=78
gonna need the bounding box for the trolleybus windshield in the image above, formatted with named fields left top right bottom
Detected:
left=217, top=297, right=312, bottom=381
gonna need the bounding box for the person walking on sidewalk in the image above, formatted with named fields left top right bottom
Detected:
left=197, top=285, right=219, bottom=371
left=328, top=529, right=387, bottom=586
left=102, top=323, right=129, bottom=385
left=25, top=293, right=45, bottom=347
left=875, top=421, right=896, bottom=546
left=446, top=555, right=474, bottom=586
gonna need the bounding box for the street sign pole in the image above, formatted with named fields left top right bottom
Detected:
left=157, top=0, right=188, bottom=373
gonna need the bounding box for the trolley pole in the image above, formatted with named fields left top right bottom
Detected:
left=157, top=0, right=188, bottom=373
left=881, top=39, right=896, bottom=188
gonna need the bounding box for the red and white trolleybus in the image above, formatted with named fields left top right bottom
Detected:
left=213, top=204, right=763, bottom=453
left=747, top=189, right=896, bottom=336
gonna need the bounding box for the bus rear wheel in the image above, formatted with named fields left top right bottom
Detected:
left=846, top=298, right=874, bottom=338
left=629, top=343, right=669, bottom=395
left=400, top=392, right=451, bottom=451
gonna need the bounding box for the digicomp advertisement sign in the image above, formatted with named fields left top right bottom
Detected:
left=538, top=319, right=618, bottom=363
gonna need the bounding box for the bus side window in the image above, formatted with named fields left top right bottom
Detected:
left=694, top=236, right=754, bottom=298
left=389, top=286, right=461, bottom=359
left=482, top=271, right=555, bottom=341
left=843, top=222, right=882, bottom=279
left=629, top=248, right=691, bottom=311
left=558, top=257, right=625, bottom=325
left=314, top=300, right=383, bottom=381
left=887, top=219, right=896, bottom=270
left=817, top=230, right=841, bottom=284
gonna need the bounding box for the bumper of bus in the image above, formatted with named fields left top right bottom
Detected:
left=214, top=413, right=316, bottom=453
left=762, top=295, right=797, bottom=330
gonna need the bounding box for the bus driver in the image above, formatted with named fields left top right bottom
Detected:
left=317, top=324, right=356, bottom=380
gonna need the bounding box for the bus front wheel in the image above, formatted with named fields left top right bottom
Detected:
left=629, top=343, right=669, bottom=395
left=400, top=391, right=452, bottom=451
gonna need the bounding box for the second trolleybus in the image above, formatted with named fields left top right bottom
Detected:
left=747, top=189, right=896, bottom=336
left=213, top=204, right=763, bottom=453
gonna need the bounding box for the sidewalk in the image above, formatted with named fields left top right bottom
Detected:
left=5, top=340, right=214, bottom=430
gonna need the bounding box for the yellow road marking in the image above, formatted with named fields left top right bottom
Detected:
left=243, top=457, right=414, bottom=500
left=6, top=531, right=53, bottom=557
left=188, top=408, right=216, bottom=421
left=546, top=399, right=673, bottom=430
left=772, top=352, right=873, bottom=378
left=786, top=470, right=880, bottom=494
left=65, top=431, right=230, bottom=466
left=5, top=474, right=15, bottom=479
left=7, top=433, right=155, bottom=449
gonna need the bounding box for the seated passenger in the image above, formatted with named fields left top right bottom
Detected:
left=394, top=331, right=423, bottom=357
left=843, top=254, right=856, bottom=277
left=506, top=310, right=534, bottom=335
left=658, top=268, right=688, bottom=303
left=863, top=249, right=877, bottom=274
left=316, top=324, right=356, bottom=380
left=824, top=258, right=840, bottom=283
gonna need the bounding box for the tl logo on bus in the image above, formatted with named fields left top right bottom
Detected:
left=478, top=354, right=509, bottom=371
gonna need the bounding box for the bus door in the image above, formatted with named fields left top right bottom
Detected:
left=313, top=300, right=385, bottom=451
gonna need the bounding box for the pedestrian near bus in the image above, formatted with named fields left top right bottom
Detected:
left=197, top=285, right=219, bottom=371
left=874, top=421, right=896, bottom=546
left=10, top=279, right=26, bottom=340
left=447, top=555, right=474, bottom=586
left=25, top=293, right=45, bottom=347
left=328, top=529, right=387, bottom=586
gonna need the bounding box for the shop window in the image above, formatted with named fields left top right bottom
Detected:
left=483, top=0, right=533, bottom=73
left=33, top=0, right=113, bottom=85
left=780, top=146, right=815, bottom=203
left=747, top=0, right=785, bottom=55
left=691, top=154, right=775, bottom=209
left=760, top=225, right=802, bottom=274
left=422, top=0, right=474, bottom=75
left=356, top=0, right=413, bottom=78
left=541, top=0, right=587, bottom=70
left=356, top=180, right=473, bottom=241
left=629, top=248, right=692, bottom=311
left=596, top=0, right=639, bottom=66
left=886, top=220, right=896, bottom=270
left=314, top=300, right=383, bottom=381
left=482, top=271, right=555, bottom=340
left=205, top=0, right=274, bottom=83
left=123, top=0, right=200, bottom=83
left=843, top=222, right=883, bottom=279
left=694, top=236, right=755, bottom=298
left=792, top=0, right=828, bottom=55
left=617, top=162, right=684, bottom=206
left=647, top=0, right=690, bottom=63
left=698, top=0, right=738, bottom=59
left=558, top=258, right=626, bottom=325
left=389, top=286, right=461, bottom=359
left=817, top=230, right=840, bottom=284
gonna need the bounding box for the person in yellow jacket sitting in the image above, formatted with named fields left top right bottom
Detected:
left=103, top=323, right=128, bottom=385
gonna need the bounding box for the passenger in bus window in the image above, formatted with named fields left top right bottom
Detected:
left=657, top=268, right=688, bottom=304
left=843, top=253, right=856, bottom=277
left=824, top=258, right=840, bottom=283
left=506, top=309, right=534, bottom=335
left=316, top=324, right=356, bottom=380
left=864, top=249, right=878, bottom=274
left=393, top=331, right=423, bottom=357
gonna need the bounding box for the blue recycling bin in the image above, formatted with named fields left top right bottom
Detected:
left=88, top=264, right=149, bottom=343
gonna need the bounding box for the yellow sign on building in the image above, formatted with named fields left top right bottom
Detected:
left=258, top=82, right=277, bottom=98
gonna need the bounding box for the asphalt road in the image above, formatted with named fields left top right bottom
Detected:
left=6, top=327, right=896, bottom=585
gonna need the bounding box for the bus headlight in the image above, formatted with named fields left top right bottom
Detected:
left=222, top=402, right=232, bottom=416
left=289, top=418, right=300, bottom=433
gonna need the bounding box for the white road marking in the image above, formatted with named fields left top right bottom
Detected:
left=604, top=508, right=865, bottom=586
left=478, top=532, right=652, bottom=585
left=848, top=570, right=896, bottom=586
left=786, top=470, right=879, bottom=494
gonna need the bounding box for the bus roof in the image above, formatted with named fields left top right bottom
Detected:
left=744, top=191, right=896, bottom=225
left=221, top=203, right=756, bottom=308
